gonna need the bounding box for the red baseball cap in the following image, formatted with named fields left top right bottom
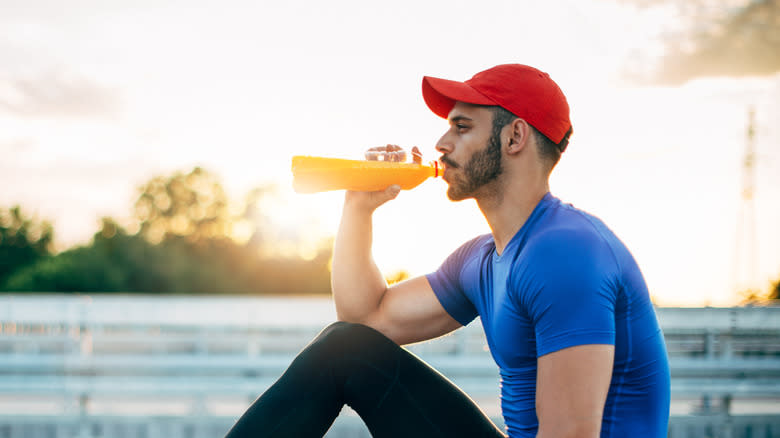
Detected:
left=422, top=64, right=572, bottom=144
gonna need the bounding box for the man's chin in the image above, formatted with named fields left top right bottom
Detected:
left=446, top=186, right=469, bottom=202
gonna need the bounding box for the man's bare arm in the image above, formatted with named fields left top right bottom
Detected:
left=330, top=187, right=395, bottom=323
left=535, top=344, right=614, bottom=438
left=331, top=187, right=460, bottom=345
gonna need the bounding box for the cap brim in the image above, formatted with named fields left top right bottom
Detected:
left=422, top=76, right=498, bottom=119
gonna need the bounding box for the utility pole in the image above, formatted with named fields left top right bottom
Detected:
left=733, top=107, right=758, bottom=296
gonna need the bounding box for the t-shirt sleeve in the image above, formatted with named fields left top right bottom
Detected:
left=515, top=228, right=618, bottom=357
left=425, top=237, right=483, bottom=326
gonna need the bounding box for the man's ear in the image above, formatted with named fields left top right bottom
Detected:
left=506, top=118, right=530, bottom=155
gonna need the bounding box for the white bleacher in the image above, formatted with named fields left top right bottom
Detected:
left=0, top=295, right=779, bottom=438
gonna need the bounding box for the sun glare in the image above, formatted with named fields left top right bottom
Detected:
left=250, top=185, right=341, bottom=259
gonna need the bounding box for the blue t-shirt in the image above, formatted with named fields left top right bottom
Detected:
left=426, top=193, right=670, bottom=437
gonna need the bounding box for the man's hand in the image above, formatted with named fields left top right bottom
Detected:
left=344, top=185, right=401, bottom=215
left=343, top=144, right=423, bottom=214
left=365, top=144, right=423, bottom=164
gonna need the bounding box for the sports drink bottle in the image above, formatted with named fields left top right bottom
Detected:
left=291, top=155, right=443, bottom=193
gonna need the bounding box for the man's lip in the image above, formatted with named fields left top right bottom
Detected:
left=439, top=158, right=455, bottom=169
left=438, top=159, right=453, bottom=181
left=441, top=166, right=451, bottom=182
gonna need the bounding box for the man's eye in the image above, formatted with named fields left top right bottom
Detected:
left=456, top=124, right=468, bottom=131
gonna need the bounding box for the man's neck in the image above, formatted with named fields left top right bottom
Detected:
left=477, top=178, right=549, bottom=256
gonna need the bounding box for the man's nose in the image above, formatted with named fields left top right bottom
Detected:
left=435, top=132, right=453, bottom=154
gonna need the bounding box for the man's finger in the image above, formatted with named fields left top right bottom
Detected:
left=365, top=145, right=407, bottom=162
left=411, top=146, right=422, bottom=164
left=368, top=184, right=401, bottom=207
left=382, top=184, right=402, bottom=201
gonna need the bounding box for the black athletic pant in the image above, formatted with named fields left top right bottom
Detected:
left=224, top=321, right=506, bottom=438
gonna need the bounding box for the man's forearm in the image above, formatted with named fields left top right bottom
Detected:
left=331, top=203, right=389, bottom=322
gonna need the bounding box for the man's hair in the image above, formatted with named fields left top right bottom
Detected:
left=489, top=106, right=517, bottom=141
left=489, top=106, right=571, bottom=169
left=534, top=126, right=572, bottom=168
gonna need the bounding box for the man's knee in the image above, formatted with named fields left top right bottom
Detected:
left=304, top=321, right=396, bottom=360
left=317, top=321, right=388, bottom=346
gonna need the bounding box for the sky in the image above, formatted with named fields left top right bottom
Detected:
left=1, top=0, right=778, bottom=306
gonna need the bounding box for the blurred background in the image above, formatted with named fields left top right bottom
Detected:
left=0, top=0, right=778, bottom=437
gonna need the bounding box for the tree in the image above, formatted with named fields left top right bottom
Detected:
left=134, top=167, right=231, bottom=244
left=386, top=269, right=411, bottom=285
left=0, top=206, right=53, bottom=288
left=740, top=274, right=780, bottom=305
left=4, top=167, right=337, bottom=295
left=3, top=218, right=250, bottom=293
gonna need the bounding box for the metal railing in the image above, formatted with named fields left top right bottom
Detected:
left=0, top=295, right=778, bottom=438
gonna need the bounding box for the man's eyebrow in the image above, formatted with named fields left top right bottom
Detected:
left=449, top=115, right=473, bottom=123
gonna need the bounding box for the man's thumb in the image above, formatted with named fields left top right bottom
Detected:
left=377, top=185, right=401, bottom=204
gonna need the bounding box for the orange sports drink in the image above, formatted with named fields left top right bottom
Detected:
left=291, top=156, right=443, bottom=194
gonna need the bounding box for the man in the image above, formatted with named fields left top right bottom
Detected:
left=225, top=64, right=671, bottom=437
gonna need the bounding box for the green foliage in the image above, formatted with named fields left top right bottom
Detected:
left=2, top=168, right=333, bottom=295
left=0, top=206, right=53, bottom=287
left=740, top=275, right=780, bottom=305
left=4, top=244, right=125, bottom=293
left=246, top=245, right=332, bottom=295
left=3, top=217, right=330, bottom=294
left=134, top=167, right=231, bottom=244
left=386, top=269, right=411, bottom=286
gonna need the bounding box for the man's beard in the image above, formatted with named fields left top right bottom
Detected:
left=445, top=132, right=503, bottom=201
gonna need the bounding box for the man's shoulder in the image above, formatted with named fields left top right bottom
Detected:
left=435, top=233, right=493, bottom=275
left=531, top=206, right=610, bottom=249
left=517, top=203, right=623, bottom=274
left=453, top=233, right=494, bottom=258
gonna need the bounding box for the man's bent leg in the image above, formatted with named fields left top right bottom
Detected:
left=224, top=321, right=505, bottom=438
left=224, top=322, right=350, bottom=438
